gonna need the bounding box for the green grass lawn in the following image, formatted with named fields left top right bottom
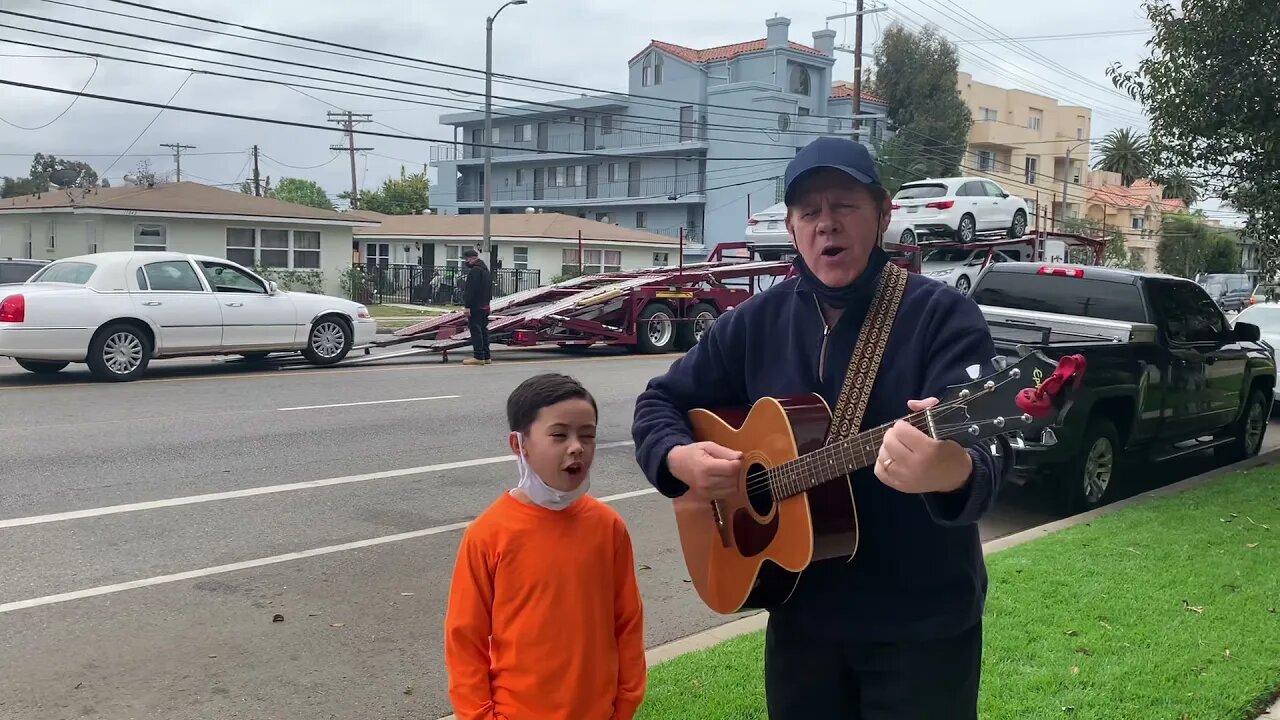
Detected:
left=638, top=466, right=1280, bottom=720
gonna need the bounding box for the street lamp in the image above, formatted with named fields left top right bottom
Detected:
left=482, top=0, right=528, bottom=259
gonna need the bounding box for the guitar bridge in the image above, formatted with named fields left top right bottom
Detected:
left=711, top=500, right=732, bottom=548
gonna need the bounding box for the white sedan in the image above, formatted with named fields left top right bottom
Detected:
left=0, top=251, right=377, bottom=381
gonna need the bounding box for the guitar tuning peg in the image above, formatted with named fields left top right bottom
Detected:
left=1039, top=428, right=1058, bottom=447
left=990, top=355, right=1009, bottom=371
left=1010, top=434, right=1026, bottom=450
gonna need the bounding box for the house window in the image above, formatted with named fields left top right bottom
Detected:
left=515, top=169, right=525, bottom=186
left=134, top=223, right=167, bottom=252
left=608, top=163, right=621, bottom=183
left=227, top=228, right=322, bottom=269
left=1025, top=157, right=1039, bottom=185
left=512, top=246, right=529, bottom=270
left=490, top=127, right=501, bottom=143
left=977, top=151, right=994, bottom=171
left=516, top=124, right=532, bottom=142
left=980, top=107, right=998, bottom=122
left=789, top=64, right=811, bottom=95
left=653, top=252, right=669, bottom=266
left=642, top=52, right=663, bottom=86
left=602, top=249, right=621, bottom=272
left=569, top=165, right=584, bottom=186
left=549, top=167, right=564, bottom=187
left=445, top=244, right=474, bottom=269
left=85, top=223, right=97, bottom=254
left=601, top=114, right=616, bottom=134
left=293, top=231, right=321, bottom=269
left=636, top=211, right=647, bottom=228
left=561, top=247, right=580, bottom=276
left=1028, top=108, right=1043, bottom=131
left=1132, top=216, right=1146, bottom=230
left=226, top=228, right=256, bottom=266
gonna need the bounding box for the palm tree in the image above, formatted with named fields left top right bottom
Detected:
left=1157, top=169, right=1200, bottom=206
left=1093, top=128, right=1151, bottom=187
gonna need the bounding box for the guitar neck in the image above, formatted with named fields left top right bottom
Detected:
left=768, top=410, right=931, bottom=501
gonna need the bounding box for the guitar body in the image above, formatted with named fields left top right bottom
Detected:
left=675, top=393, right=859, bottom=615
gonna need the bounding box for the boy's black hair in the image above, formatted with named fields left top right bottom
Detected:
left=506, top=373, right=598, bottom=433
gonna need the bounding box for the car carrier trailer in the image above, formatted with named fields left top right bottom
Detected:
left=337, top=241, right=809, bottom=365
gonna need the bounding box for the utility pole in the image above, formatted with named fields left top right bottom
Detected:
left=830, top=2, right=887, bottom=144
left=852, top=0, right=864, bottom=143
left=160, top=142, right=196, bottom=182
left=252, top=144, right=262, bottom=196
left=327, top=111, right=373, bottom=209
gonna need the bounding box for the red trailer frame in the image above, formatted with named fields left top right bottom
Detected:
left=912, top=230, right=1108, bottom=270
left=350, top=241, right=802, bottom=363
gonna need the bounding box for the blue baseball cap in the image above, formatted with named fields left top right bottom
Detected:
left=784, top=136, right=881, bottom=205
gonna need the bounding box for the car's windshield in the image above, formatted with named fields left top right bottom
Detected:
left=29, top=261, right=96, bottom=285
left=923, top=248, right=975, bottom=263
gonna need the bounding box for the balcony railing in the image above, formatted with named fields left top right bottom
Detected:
left=455, top=176, right=707, bottom=204
left=430, top=123, right=708, bottom=163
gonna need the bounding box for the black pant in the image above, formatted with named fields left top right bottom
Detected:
left=764, top=615, right=982, bottom=720
left=467, top=308, right=490, bottom=360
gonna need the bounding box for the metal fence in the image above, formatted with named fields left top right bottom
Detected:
left=346, top=264, right=541, bottom=306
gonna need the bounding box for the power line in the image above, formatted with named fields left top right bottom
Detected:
left=100, top=71, right=193, bottom=179
left=0, top=54, right=96, bottom=130
left=327, top=111, right=373, bottom=208
left=159, top=141, right=195, bottom=181
left=950, top=29, right=1151, bottom=44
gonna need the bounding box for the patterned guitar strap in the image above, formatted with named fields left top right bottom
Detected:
left=825, top=262, right=910, bottom=443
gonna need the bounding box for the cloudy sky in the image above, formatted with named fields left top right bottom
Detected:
left=1, top=0, right=1232, bottom=219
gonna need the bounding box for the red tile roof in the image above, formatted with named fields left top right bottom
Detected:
left=631, top=38, right=826, bottom=65
left=830, top=82, right=883, bottom=104
left=1086, top=180, right=1186, bottom=213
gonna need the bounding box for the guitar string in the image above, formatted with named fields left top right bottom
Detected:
left=747, top=377, right=1024, bottom=497
left=740, top=372, right=1030, bottom=498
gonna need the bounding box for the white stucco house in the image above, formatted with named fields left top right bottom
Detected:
left=352, top=211, right=684, bottom=283
left=0, top=182, right=379, bottom=297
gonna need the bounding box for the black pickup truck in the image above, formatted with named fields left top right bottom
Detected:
left=969, top=262, right=1277, bottom=514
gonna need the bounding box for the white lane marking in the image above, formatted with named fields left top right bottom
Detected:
left=277, top=395, right=460, bottom=411
left=0, top=441, right=636, bottom=530
left=0, top=485, right=661, bottom=614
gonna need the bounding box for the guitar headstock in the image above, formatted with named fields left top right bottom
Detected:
left=926, top=351, right=1086, bottom=449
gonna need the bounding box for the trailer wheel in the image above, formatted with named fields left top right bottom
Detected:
left=675, top=303, right=719, bottom=351
left=637, top=303, right=676, bottom=354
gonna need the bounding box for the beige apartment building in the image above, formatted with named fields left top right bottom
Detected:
left=956, top=71, right=1094, bottom=225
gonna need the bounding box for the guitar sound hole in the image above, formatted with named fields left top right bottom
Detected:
left=746, top=462, right=775, bottom=517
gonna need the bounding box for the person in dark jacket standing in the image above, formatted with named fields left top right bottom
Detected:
left=461, top=249, right=493, bottom=366
left=631, top=137, right=1006, bottom=720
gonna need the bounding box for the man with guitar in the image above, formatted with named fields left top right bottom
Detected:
left=632, top=136, right=1007, bottom=719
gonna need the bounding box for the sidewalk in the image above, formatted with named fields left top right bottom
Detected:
left=436, top=448, right=1280, bottom=720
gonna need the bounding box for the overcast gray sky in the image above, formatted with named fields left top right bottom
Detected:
left=4, top=0, right=1232, bottom=219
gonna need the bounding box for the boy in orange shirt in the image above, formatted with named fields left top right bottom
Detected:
left=444, top=373, right=647, bottom=720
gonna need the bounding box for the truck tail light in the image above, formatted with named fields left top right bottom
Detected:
left=925, top=200, right=955, bottom=210
left=512, top=329, right=538, bottom=345
left=0, top=294, right=24, bottom=323
left=1038, top=266, right=1085, bottom=278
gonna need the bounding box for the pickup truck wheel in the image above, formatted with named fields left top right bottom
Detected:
left=1060, top=418, right=1119, bottom=515
left=15, top=359, right=69, bottom=375
left=1215, top=388, right=1270, bottom=463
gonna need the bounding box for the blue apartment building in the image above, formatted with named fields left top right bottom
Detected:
left=429, top=16, right=888, bottom=262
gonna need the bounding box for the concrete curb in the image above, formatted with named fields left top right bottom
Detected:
left=436, top=449, right=1280, bottom=720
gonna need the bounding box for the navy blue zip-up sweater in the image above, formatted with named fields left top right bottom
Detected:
left=631, top=249, right=1005, bottom=643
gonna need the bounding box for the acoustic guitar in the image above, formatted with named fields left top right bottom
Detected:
left=673, top=350, right=1086, bottom=615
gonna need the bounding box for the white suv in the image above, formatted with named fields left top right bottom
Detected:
left=892, top=177, right=1029, bottom=243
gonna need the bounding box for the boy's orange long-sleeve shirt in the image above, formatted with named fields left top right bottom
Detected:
left=444, top=491, right=646, bottom=720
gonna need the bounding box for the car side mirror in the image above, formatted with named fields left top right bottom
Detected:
left=267, top=280, right=279, bottom=295
left=1234, top=321, right=1261, bottom=342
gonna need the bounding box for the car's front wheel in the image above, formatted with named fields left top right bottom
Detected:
left=954, top=274, right=972, bottom=294
left=86, top=322, right=152, bottom=382
left=1009, top=209, right=1028, bottom=238
left=956, top=214, right=976, bottom=242
left=302, top=316, right=353, bottom=366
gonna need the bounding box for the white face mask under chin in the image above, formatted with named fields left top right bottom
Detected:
left=512, top=433, right=589, bottom=511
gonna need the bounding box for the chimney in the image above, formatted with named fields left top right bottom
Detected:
left=812, top=29, right=836, bottom=57
left=766, top=16, right=790, bottom=49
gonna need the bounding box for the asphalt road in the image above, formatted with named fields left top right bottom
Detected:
left=0, top=349, right=1274, bottom=720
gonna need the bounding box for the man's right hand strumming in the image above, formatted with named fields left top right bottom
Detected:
left=667, top=442, right=744, bottom=500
